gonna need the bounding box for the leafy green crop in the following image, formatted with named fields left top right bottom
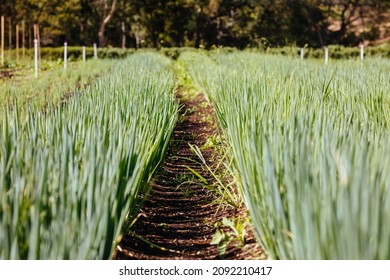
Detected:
left=0, top=59, right=116, bottom=118
left=182, top=51, right=390, bottom=259
left=0, top=52, right=178, bottom=259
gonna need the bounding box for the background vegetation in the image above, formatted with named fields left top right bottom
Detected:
left=182, top=51, right=390, bottom=259
left=1, top=0, right=389, bottom=49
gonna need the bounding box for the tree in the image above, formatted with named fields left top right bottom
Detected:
left=1, top=0, right=388, bottom=49
left=94, top=0, right=117, bottom=47
left=316, top=0, right=389, bottom=45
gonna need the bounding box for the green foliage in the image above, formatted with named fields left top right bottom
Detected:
left=0, top=59, right=115, bottom=116
left=254, top=44, right=390, bottom=59
left=19, top=47, right=135, bottom=61
left=183, top=51, right=390, bottom=259
left=0, top=52, right=178, bottom=259
left=2, top=1, right=389, bottom=48
left=211, top=217, right=247, bottom=257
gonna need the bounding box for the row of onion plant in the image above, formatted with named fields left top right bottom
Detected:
left=0, top=52, right=178, bottom=259
left=0, top=59, right=116, bottom=118
left=181, top=51, right=390, bottom=259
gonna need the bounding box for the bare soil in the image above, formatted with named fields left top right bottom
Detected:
left=0, top=70, right=13, bottom=79
left=114, top=90, right=263, bottom=260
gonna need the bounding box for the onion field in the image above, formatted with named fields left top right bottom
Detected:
left=182, top=51, right=390, bottom=259
left=1, top=50, right=389, bottom=260
left=0, top=53, right=178, bottom=259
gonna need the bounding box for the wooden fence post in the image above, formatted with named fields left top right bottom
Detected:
left=34, top=24, right=41, bottom=62
left=82, top=45, right=86, bottom=62
left=29, top=22, right=32, bottom=49
left=64, top=41, right=67, bottom=69
left=325, top=47, right=329, bottom=65
left=8, top=17, right=12, bottom=61
left=34, top=38, right=38, bottom=78
left=94, top=43, right=97, bottom=59
left=1, top=16, right=4, bottom=66
left=37, top=25, right=41, bottom=62
left=22, top=21, right=25, bottom=60
left=16, top=24, right=19, bottom=63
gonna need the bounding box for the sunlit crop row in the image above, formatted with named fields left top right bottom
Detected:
left=0, top=53, right=178, bottom=259
left=0, top=59, right=116, bottom=117
left=182, top=51, right=390, bottom=259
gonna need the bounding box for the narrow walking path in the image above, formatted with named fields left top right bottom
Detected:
left=114, top=89, right=262, bottom=260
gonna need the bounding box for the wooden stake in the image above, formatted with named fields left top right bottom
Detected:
left=37, top=25, right=41, bottom=62
left=29, top=22, right=32, bottom=49
left=94, top=43, right=97, bottom=59
left=8, top=17, right=11, bottom=60
left=1, top=16, right=4, bottom=66
left=82, top=45, right=86, bottom=61
left=64, top=41, right=67, bottom=69
left=16, top=24, right=19, bottom=63
left=22, top=21, right=25, bottom=60
left=325, top=47, right=329, bottom=65
left=34, top=38, right=38, bottom=78
left=34, top=24, right=41, bottom=62
left=121, top=21, right=126, bottom=49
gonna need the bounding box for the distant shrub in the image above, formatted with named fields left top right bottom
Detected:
left=260, top=44, right=390, bottom=59
left=18, top=44, right=390, bottom=62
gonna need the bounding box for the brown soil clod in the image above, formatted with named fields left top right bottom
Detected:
left=0, top=70, right=14, bottom=79
left=114, top=90, right=263, bottom=260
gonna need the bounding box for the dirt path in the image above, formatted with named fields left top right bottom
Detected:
left=114, top=90, right=262, bottom=260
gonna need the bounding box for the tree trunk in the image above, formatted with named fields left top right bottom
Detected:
left=121, top=21, right=126, bottom=48
left=314, top=24, right=324, bottom=47
left=195, top=6, right=202, bottom=48
left=135, top=20, right=140, bottom=49
left=98, top=28, right=105, bottom=47
left=98, top=0, right=117, bottom=47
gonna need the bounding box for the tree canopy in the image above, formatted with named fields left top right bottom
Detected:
left=1, top=0, right=389, bottom=48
